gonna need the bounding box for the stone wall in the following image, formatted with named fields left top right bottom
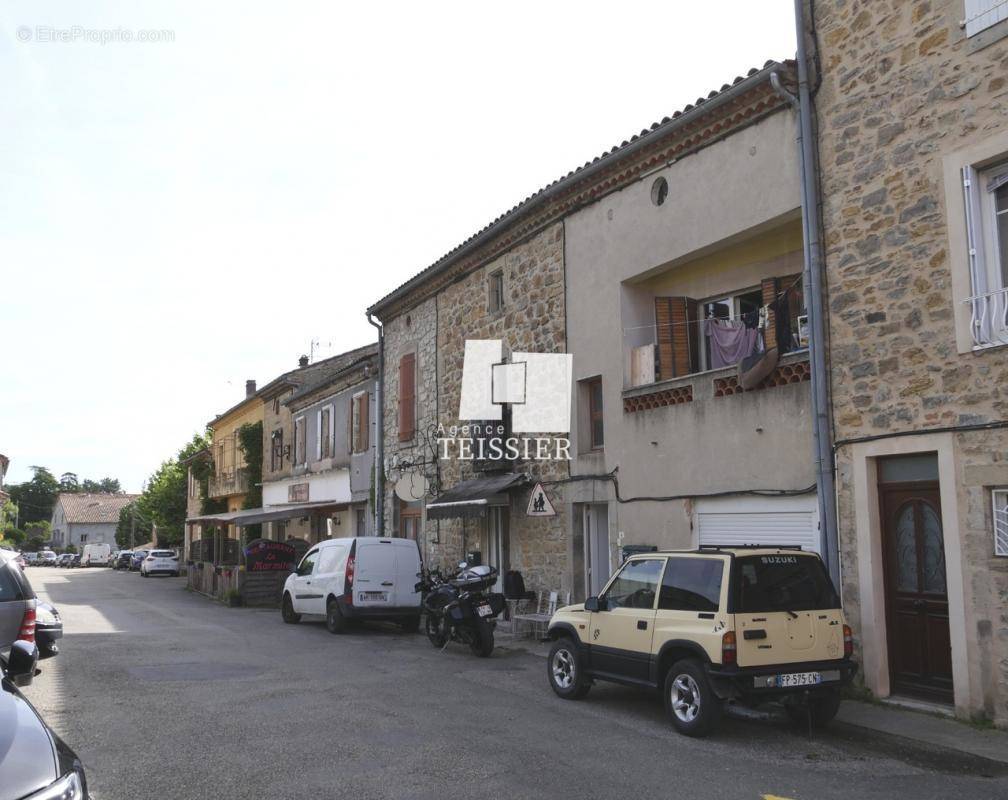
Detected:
left=433, top=223, right=570, bottom=593
left=814, top=0, right=1008, bottom=722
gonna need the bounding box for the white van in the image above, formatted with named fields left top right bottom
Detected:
left=81, top=542, right=112, bottom=567
left=281, top=537, right=422, bottom=633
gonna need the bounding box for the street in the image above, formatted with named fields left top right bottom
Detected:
left=23, top=567, right=1008, bottom=800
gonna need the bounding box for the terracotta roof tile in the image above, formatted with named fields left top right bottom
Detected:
left=56, top=493, right=139, bottom=524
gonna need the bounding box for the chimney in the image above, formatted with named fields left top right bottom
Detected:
left=298, top=355, right=310, bottom=368
left=245, top=379, right=257, bottom=398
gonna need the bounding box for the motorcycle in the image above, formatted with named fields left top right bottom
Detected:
left=419, top=562, right=504, bottom=657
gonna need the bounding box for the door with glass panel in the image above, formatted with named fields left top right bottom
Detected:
left=878, top=455, right=953, bottom=703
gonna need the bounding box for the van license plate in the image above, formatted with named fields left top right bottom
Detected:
left=475, top=603, right=493, bottom=618
left=775, top=671, right=822, bottom=688
left=359, top=591, right=387, bottom=602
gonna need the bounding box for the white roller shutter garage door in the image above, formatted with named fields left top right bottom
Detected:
left=695, top=495, right=820, bottom=554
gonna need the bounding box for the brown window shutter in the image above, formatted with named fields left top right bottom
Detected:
left=398, top=353, right=416, bottom=441
left=761, top=277, right=779, bottom=351
left=360, top=391, right=370, bottom=451
left=654, top=297, right=698, bottom=380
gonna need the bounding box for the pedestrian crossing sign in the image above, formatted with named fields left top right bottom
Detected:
left=526, top=482, right=556, bottom=517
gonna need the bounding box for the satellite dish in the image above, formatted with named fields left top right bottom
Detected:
left=395, top=471, right=429, bottom=502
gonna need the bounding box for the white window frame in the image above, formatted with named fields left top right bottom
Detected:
left=994, top=488, right=1008, bottom=557
left=294, top=415, right=307, bottom=467
left=962, top=161, right=1008, bottom=348
left=699, top=287, right=763, bottom=372
left=963, top=0, right=1008, bottom=37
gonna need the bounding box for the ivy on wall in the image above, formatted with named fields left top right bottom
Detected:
left=238, top=421, right=264, bottom=540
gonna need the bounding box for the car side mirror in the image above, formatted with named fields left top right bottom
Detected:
left=584, top=596, right=602, bottom=612
left=6, top=640, right=39, bottom=687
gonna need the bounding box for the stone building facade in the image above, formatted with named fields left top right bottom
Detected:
left=812, top=0, right=1008, bottom=723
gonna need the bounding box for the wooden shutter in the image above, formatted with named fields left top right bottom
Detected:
left=654, top=297, right=698, bottom=380
left=761, top=278, right=779, bottom=351
left=359, top=391, right=370, bottom=451
left=398, top=353, right=416, bottom=441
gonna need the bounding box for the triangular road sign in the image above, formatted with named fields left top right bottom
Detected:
left=526, top=482, right=556, bottom=517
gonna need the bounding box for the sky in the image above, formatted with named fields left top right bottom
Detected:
left=0, top=1, right=796, bottom=492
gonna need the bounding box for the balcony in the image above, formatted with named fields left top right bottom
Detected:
left=967, top=286, right=1008, bottom=348
left=208, top=467, right=250, bottom=499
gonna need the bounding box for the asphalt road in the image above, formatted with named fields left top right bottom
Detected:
left=21, top=566, right=1008, bottom=800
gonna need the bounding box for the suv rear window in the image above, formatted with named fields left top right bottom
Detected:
left=733, top=554, right=839, bottom=613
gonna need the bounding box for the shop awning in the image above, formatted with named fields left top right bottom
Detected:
left=426, top=473, right=528, bottom=520
left=186, top=501, right=348, bottom=528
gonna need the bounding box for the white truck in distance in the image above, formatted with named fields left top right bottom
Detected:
left=81, top=543, right=112, bottom=567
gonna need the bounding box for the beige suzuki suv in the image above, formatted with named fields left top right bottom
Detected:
left=546, top=546, right=856, bottom=737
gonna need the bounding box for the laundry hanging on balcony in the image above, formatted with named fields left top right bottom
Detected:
left=704, top=318, right=762, bottom=369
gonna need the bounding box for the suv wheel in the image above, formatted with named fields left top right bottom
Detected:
left=547, top=638, right=591, bottom=700
left=784, top=687, right=841, bottom=729
left=664, top=659, right=723, bottom=737
left=281, top=594, right=301, bottom=624
left=326, top=599, right=347, bottom=634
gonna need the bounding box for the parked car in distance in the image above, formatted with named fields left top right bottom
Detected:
left=0, top=550, right=36, bottom=656
left=35, top=602, right=62, bottom=659
left=21, top=553, right=38, bottom=567
left=546, top=547, right=857, bottom=737
left=140, top=550, right=180, bottom=577
left=0, top=640, right=90, bottom=800
left=55, top=554, right=73, bottom=568
left=69, top=555, right=81, bottom=568
left=114, top=551, right=133, bottom=570
left=282, top=537, right=423, bottom=633
left=38, top=551, right=58, bottom=567
left=129, top=550, right=149, bottom=571
left=81, top=542, right=112, bottom=567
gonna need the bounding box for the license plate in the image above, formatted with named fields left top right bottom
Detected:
left=359, top=591, right=387, bottom=602
left=775, top=671, right=822, bottom=688
left=475, top=603, right=493, bottom=618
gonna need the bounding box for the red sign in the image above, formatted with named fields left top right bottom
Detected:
left=243, top=539, right=297, bottom=572
left=288, top=483, right=309, bottom=503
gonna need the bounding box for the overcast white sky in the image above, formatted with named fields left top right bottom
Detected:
left=0, top=1, right=795, bottom=492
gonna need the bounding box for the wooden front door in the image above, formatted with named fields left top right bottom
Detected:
left=880, top=483, right=953, bottom=703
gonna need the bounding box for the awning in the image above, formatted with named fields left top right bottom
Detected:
left=186, top=501, right=348, bottom=528
left=426, top=473, right=528, bottom=520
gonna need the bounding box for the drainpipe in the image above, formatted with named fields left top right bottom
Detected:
left=367, top=311, right=385, bottom=536
left=770, top=0, right=841, bottom=590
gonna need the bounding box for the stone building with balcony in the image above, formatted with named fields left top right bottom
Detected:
left=368, top=60, right=814, bottom=601
left=812, top=0, right=1008, bottom=724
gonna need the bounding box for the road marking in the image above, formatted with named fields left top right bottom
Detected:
left=762, top=795, right=797, bottom=800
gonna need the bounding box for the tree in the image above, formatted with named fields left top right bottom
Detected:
left=25, top=520, right=52, bottom=544
left=82, top=477, right=122, bottom=494
left=59, top=472, right=80, bottom=492
left=7, top=467, right=60, bottom=526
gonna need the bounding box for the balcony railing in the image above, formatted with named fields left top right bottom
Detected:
left=208, top=467, right=250, bottom=498
left=966, top=286, right=1008, bottom=348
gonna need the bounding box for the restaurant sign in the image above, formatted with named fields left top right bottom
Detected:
left=288, top=482, right=309, bottom=503
left=243, top=538, right=297, bottom=572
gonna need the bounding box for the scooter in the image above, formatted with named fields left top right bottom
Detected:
left=419, top=562, right=504, bottom=657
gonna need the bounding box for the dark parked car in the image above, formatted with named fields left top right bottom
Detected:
left=69, top=555, right=81, bottom=568
left=56, top=554, right=73, bottom=568
left=0, top=641, right=90, bottom=800
left=0, top=551, right=35, bottom=655
left=129, top=550, right=149, bottom=571
left=35, top=602, right=62, bottom=660
left=114, top=551, right=134, bottom=570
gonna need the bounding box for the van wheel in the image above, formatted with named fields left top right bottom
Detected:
left=399, top=615, right=421, bottom=633
left=547, top=638, right=591, bottom=699
left=281, top=594, right=301, bottom=624
left=784, top=687, right=841, bottom=728
left=326, top=599, right=347, bottom=634
left=470, top=621, right=494, bottom=657
left=664, top=659, right=723, bottom=737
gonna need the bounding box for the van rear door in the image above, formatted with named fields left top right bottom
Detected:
left=732, top=553, right=844, bottom=668
left=354, top=539, right=397, bottom=608
left=392, top=540, right=422, bottom=609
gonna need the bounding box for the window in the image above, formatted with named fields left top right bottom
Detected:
left=701, top=288, right=764, bottom=371
left=317, top=545, right=347, bottom=575
left=994, top=488, right=1008, bottom=557
left=351, top=392, right=370, bottom=453
left=651, top=176, right=668, bottom=206
left=488, top=269, right=504, bottom=312
left=964, top=0, right=1008, bottom=37
left=356, top=509, right=366, bottom=537
left=296, top=549, right=318, bottom=576
left=733, top=554, right=839, bottom=613
left=601, top=558, right=663, bottom=609
left=270, top=428, right=284, bottom=471
left=585, top=377, right=604, bottom=449
left=294, top=416, right=307, bottom=466
left=658, top=557, right=722, bottom=612
left=963, top=162, right=1008, bottom=346
left=398, top=353, right=416, bottom=441
left=318, top=406, right=332, bottom=459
